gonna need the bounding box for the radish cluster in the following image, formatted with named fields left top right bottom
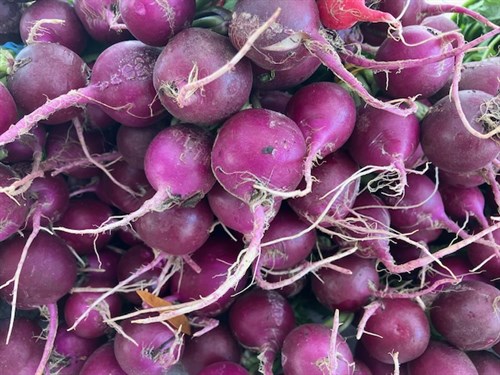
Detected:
left=0, top=0, right=499, bottom=374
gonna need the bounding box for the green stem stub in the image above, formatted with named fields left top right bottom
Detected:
left=0, top=49, right=15, bottom=79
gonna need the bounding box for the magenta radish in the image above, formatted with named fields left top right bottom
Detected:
left=360, top=299, right=430, bottom=364
left=281, top=323, right=354, bottom=375
left=430, top=280, right=500, bottom=351
left=118, top=0, right=195, bottom=46
left=255, top=90, right=292, bottom=114
left=84, top=247, right=121, bottom=285
left=0, top=0, right=23, bottom=41
left=19, top=0, right=89, bottom=54
left=229, top=289, right=295, bottom=375
left=181, top=324, right=241, bottom=375
left=311, top=255, right=379, bottom=312
left=439, top=184, right=490, bottom=229
left=171, top=233, right=247, bottom=317
left=0, top=83, right=16, bottom=136
left=0, top=164, right=29, bottom=241
left=198, top=362, right=249, bottom=375
left=426, top=256, right=487, bottom=289
left=1, top=125, right=46, bottom=164
left=468, top=351, right=500, bottom=375
left=153, top=27, right=252, bottom=125
left=116, top=122, right=165, bottom=169
left=79, top=342, right=127, bottom=375
left=27, top=174, right=69, bottom=227
left=420, top=15, right=460, bottom=34
left=467, top=229, right=500, bottom=280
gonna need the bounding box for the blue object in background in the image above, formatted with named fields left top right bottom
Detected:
left=1, top=42, right=24, bottom=54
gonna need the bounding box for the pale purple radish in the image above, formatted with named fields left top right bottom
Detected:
left=79, top=342, right=127, bottom=375
left=116, top=122, right=165, bottom=169
left=0, top=83, right=16, bottom=136
left=198, top=362, right=249, bottom=375
left=360, top=299, right=430, bottom=364
left=229, top=289, right=295, bottom=375
left=170, top=233, right=247, bottom=317
left=348, top=104, right=420, bottom=194
left=0, top=0, right=23, bottom=41
left=118, top=0, right=195, bottom=46
left=430, top=280, right=500, bottom=351
left=281, top=323, right=354, bottom=375
left=0, top=164, right=29, bottom=241
left=19, top=0, right=89, bottom=54
left=153, top=27, right=252, bottom=125
left=439, top=184, right=490, bottom=229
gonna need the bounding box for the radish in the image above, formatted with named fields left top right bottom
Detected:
left=0, top=83, right=16, bottom=136
left=198, top=362, right=249, bottom=375
left=468, top=351, right=500, bottom=375
left=116, top=122, right=165, bottom=169
left=79, top=342, right=127, bottom=375
left=467, top=229, right=500, bottom=281
left=0, top=164, right=29, bottom=241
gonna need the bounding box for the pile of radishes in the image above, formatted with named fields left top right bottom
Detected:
left=0, top=0, right=499, bottom=374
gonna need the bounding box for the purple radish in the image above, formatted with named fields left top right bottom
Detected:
left=420, top=14, right=460, bottom=34
left=281, top=323, right=354, bottom=375
left=255, top=90, right=292, bottom=114
left=427, top=256, right=488, bottom=289
left=198, top=362, right=249, bottom=375
left=0, top=164, right=29, bottom=241
left=118, top=0, right=195, bottom=46
left=84, top=247, right=121, bottom=286
left=430, top=280, right=500, bottom=351
left=153, top=27, right=252, bottom=125
left=360, top=299, right=430, bottom=364
left=264, top=272, right=307, bottom=298
left=229, top=289, right=295, bottom=375
left=0, top=83, right=17, bottom=136
left=439, top=184, right=490, bottom=229
left=0, top=0, right=23, bottom=42
left=440, top=168, right=489, bottom=189
left=19, top=0, right=89, bottom=54
left=116, top=122, right=165, bottom=169
left=79, top=342, right=126, bottom=375
left=467, top=229, right=500, bottom=281
left=468, top=351, right=500, bottom=375
left=27, top=174, right=69, bottom=227
left=171, top=233, right=247, bottom=317
left=1, top=125, right=46, bottom=164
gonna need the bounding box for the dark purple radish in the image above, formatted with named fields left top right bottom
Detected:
left=153, top=27, right=252, bottom=125
left=116, top=122, right=165, bottom=169
left=468, top=351, right=500, bottom=375
left=288, top=151, right=360, bottom=227
left=0, top=83, right=17, bottom=136
left=439, top=184, right=490, bottom=229
left=374, top=25, right=454, bottom=99
left=0, top=318, right=44, bottom=374
left=51, top=324, right=102, bottom=375
left=118, top=0, right=195, bottom=46
left=114, top=317, right=184, bottom=375
left=64, top=290, right=122, bottom=339
left=0, top=164, right=29, bottom=241
left=406, top=340, right=479, bottom=375
left=6, top=43, right=88, bottom=126
left=79, top=342, right=126, bottom=375
left=133, top=198, right=213, bottom=256
left=427, top=256, right=487, bottom=289
left=311, top=255, right=379, bottom=313
left=360, top=299, right=430, bottom=364
left=353, top=360, right=373, bottom=375
left=260, top=206, right=316, bottom=271
left=264, top=272, right=307, bottom=298
left=255, top=90, right=291, bottom=114
left=1, top=125, right=46, bottom=164
left=348, top=105, right=420, bottom=194
left=421, top=90, right=499, bottom=174
left=207, top=182, right=281, bottom=236
left=430, top=280, right=500, bottom=351
left=229, top=289, right=295, bottom=375
left=171, top=233, right=247, bottom=317
left=198, top=362, right=249, bottom=375
left=54, top=197, right=114, bottom=255
left=420, top=15, right=460, bottom=34
left=281, top=323, right=354, bottom=375
left=19, top=0, right=89, bottom=54
left=0, top=232, right=77, bottom=309
left=74, top=0, right=132, bottom=44
left=252, top=56, right=321, bottom=91
left=84, top=247, right=121, bottom=285
left=83, top=104, right=118, bottom=130
left=440, top=169, right=489, bottom=189
left=181, top=324, right=242, bottom=375
left=468, top=229, right=500, bottom=281
left=27, top=175, right=69, bottom=226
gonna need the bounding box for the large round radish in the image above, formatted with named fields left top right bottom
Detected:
left=0, top=164, right=29, bottom=241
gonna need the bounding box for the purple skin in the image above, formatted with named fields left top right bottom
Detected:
left=119, top=0, right=196, bottom=46
left=426, top=256, right=488, bottom=289
left=181, top=324, right=242, bottom=375
left=79, top=342, right=127, bottom=375
left=54, top=198, right=114, bottom=255
left=468, top=351, right=500, bottom=375
left=1, top=125, right=46, bottom=164
left=114, top=318, right=183, bottom=375
left=96, top=161, right=155, bottom=213
left=281, top=323, right=354, bottom=375
left=440, top=169, right=488, bottom=188
left=0, top=164, right=29, bottom=241
left=421, top=90, right=499, bottom=174
left=355, top=344, right=403, bottom=375
left=171, top=233, right=247, bottom=317
left=133, top=198, right=214, bottom=256
left=260, top=205, right=317, bottom=270
left=430, top=280, right=500, bottom=351
left=64, top=290, right=123, bottom=339
left=19, top=0, right=89, bottom=54
left=116, top=122, right=165, bottom=169
left=27, top=175, right=69, bottom=227
left=83, top=104, right=118, bottom=129
left=288, top=151, right=360, bottom=226
left=353, top=360, right=373, bottom=375
left=286, top=82, right=357, bottom=158
left=265, top=272, right=306, bottom=298
left=467, top=229, right=500, bottom=281
left=153, top=28, right=253, bottom=125
left=51, top=324, right=102, bottom=375
left=439, top=184, right=490, bottom=229
left=207, top=182, right=282, bottom=235
left=311, top=255, right=380, bottom=312
left=198, top=362, right=249, bottom=375
left=74, top=0, right=132, bottom=44
left=144, top=123, right=215, bottom=199
left=117, top=244, right=166, bottom=305
left=0, top=0, right=23, bottom=42
left=406, top=340, right=479, bottom=375
left=256, top=90, right=292, bottom=114
left=361, top=299, right=430, bottom=364
left=420, top=14, right=460, bottom=34
left=0, top=318, right=44, bottom=374
left=229, top=289, right=296, bottom=374
left=0, top=232, right=77, bottom=309
left=84, top=247, right=121, bottom=285
left=374, top=25, right=455, bottom=99
left=252, top=56, right=321, bottom=91
left=6, top=43, right=88, bottom=125
left=0, top=83, right=17, bottom=135
left=211, top=108, right=306, bottom=204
